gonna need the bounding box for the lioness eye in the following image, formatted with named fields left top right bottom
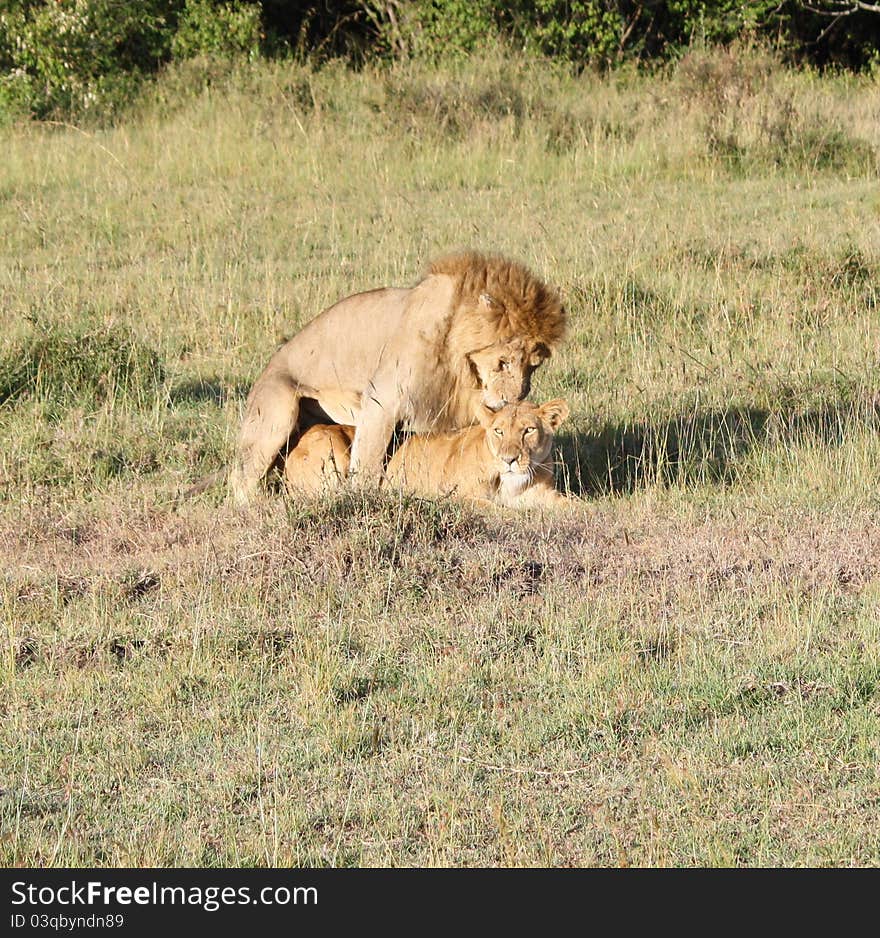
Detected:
left=498, top=360, right=510, bottom=372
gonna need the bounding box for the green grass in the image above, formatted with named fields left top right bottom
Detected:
left=2, top=48, right=880, bottom=866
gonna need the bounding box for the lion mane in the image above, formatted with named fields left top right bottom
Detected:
left=432, top=251, right=567, bottom=356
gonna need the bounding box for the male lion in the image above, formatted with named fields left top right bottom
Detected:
left=283, top=399, right=571, bottom=508
left=230, top=251, right=566, bottom=503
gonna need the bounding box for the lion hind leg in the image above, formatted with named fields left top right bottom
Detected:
left=230, top=372, right=303, bottom=505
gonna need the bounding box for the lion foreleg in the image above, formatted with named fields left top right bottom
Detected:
left=230, top=371, right=302, bottom=505
left=349, top=384, right=402, bottom=484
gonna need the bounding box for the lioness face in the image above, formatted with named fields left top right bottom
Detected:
left=480, top=399, right=569, bottom=489
left=468, top=339, right=550, bottom=411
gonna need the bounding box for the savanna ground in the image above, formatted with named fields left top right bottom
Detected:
left=2, top=48, right=880, bottom=867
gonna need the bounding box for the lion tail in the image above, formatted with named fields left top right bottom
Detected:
left=178, top=469, right=226, bottom=502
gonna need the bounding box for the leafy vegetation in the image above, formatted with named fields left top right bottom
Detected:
left=2, top=1, right=880, bottom=120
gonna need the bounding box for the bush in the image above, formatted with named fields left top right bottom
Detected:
left=0, top=0, right=265, bottom=121
left=3, top=1, right=880, bottom=123
left=0, top=0, right=178, bottom=120
left=171, top=0, right=262, bottom=61
left=377, top=1, right=880, bottom=70
left=386, top=1, right=624, bottom=66
left=516, top=0, right=626, bottom=66
left=382, top=0, right=500, bottom=59
left=0, top=325, right=165, bottom=411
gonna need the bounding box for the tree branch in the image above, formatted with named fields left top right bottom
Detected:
left=801, top=1, right=880, bottom=14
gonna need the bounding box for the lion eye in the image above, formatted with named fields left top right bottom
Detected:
left=498, top=360, right=510, bottom=372
left=524, top=427, right=536, bottom=435
left=494, top=428, right=504, bottom=436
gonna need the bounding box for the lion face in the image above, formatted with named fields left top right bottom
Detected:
left=467, top=338, right=550, bottom=411
left=479, top=398, right=569, bottom=494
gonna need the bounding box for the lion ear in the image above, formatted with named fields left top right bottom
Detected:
left=539, top=398, right=569, bottom=430
left=530, top=343, right=550, bottom=366
left=478, top=292, right=499, bottom=311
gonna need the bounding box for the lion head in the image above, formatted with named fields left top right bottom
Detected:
left=432, top=252, right=566, bottom=411
left=466, top=332, right=550, bottom=410
left=478, top=398, right=570, bottom=496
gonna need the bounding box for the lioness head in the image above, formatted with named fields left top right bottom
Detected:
left=478, top=398, right=569, bottom=491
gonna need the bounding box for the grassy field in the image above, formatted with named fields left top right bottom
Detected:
left=2, top=48, right=880, bottom=867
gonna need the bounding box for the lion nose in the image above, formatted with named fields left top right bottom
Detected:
left=503, top=455, right=518, bottom=469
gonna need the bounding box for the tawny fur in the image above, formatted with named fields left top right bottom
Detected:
left=282, top=424, right=356, bottom=495
left=282, top=399, right=571, bottom=508
left=230, top=251, right=566, bottom=503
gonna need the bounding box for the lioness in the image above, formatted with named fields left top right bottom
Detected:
left=281, top=423, right=356, bottom=495
left=231, top=252, right=566, bottom=503
left=283, top=399, right=571, bottom=508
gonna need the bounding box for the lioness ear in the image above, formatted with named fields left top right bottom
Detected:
left=476, top=403, right=497, bottom=428
left=539, top=398, right=569, bottom=430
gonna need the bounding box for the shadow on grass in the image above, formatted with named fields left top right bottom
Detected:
left=557, top=397, right=879, bottom=497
